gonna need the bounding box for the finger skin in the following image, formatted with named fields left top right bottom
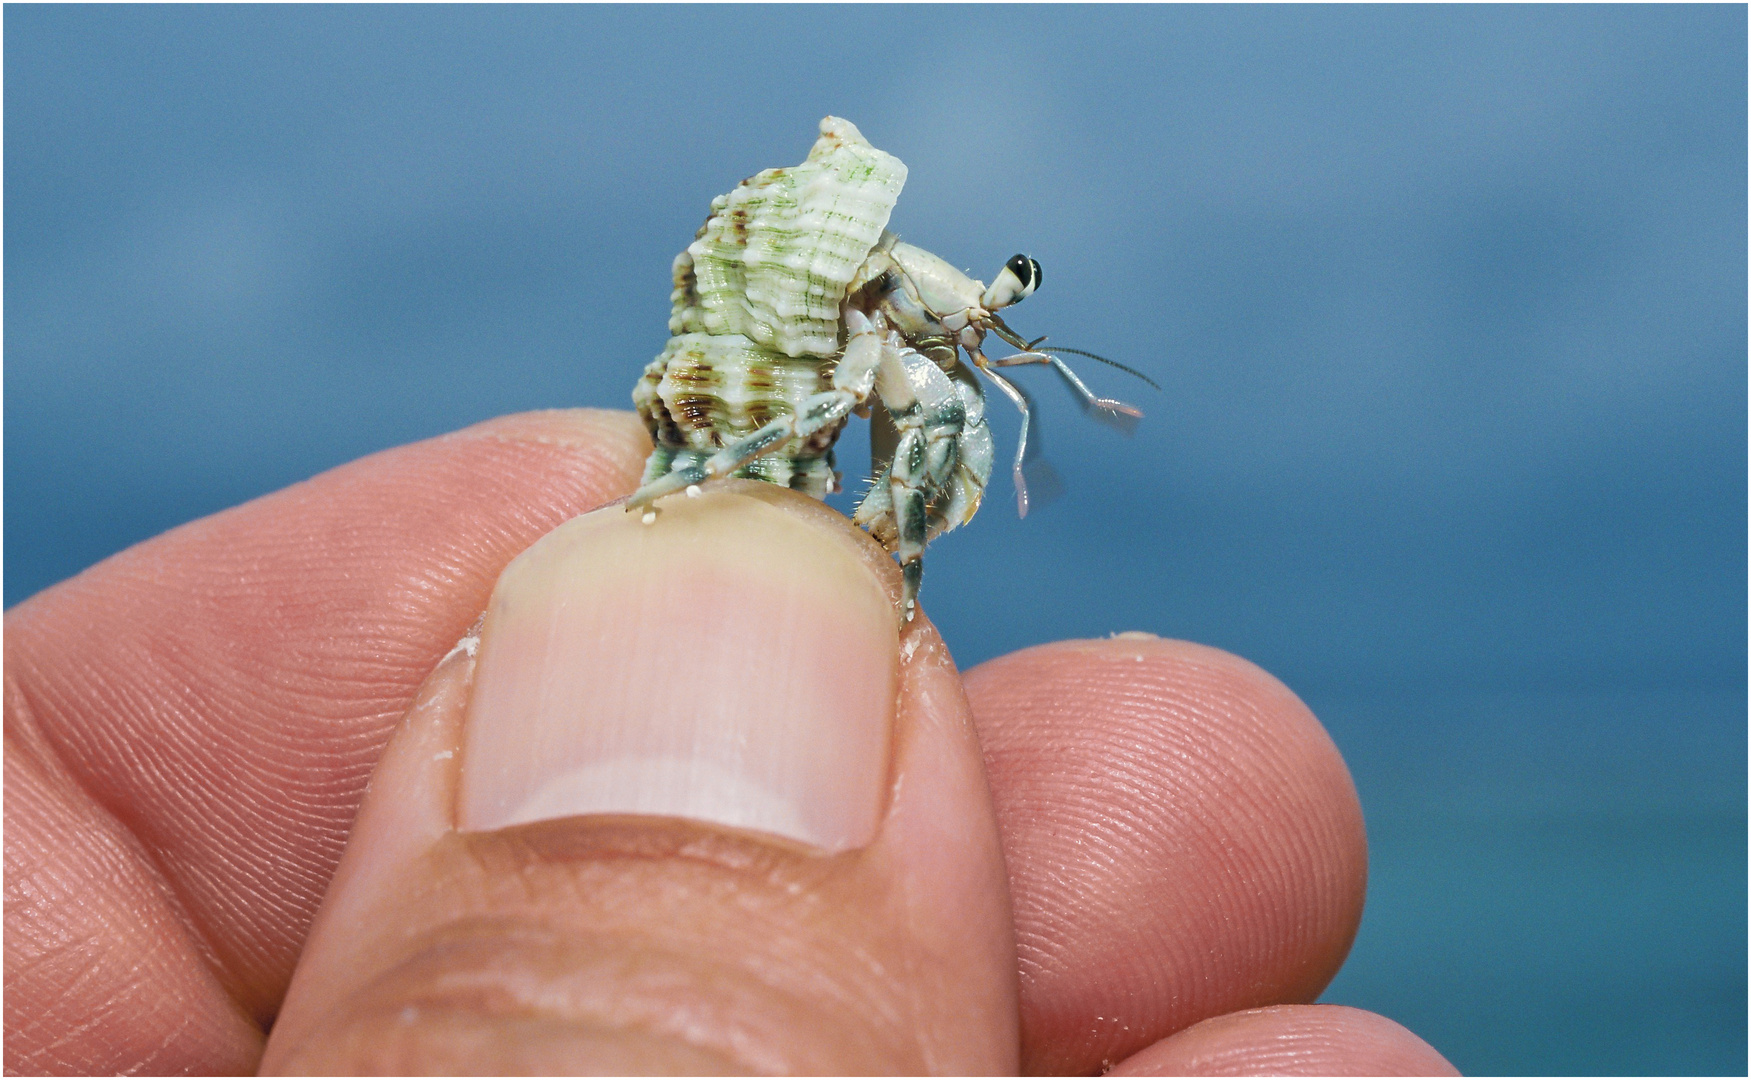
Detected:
left=963, top=637, right=1369, bottom=1075
left=259, top=494, right=1018, bottom=1074
left=4, top=409, right=649, bottom=1069
left=6, top=406, right=1381, bottom=1076
left=1108, top=1004, right=1461, bottom=1076
left=5, top=722, right=263, bottom=1075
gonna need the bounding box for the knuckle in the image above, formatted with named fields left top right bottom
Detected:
left=276, top=823, right=926, bottom=1075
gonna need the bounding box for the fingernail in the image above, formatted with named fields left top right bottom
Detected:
left=457, top=490, right=900, bottom=852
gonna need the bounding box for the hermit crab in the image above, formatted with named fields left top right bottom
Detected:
left=631, top=116, right=1150, bottom=619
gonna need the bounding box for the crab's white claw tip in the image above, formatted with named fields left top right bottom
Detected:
left=685, top=484, right=702, bottom=498
left=641, top=510, right=657, bottom=525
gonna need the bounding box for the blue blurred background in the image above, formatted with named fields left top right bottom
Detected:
left=6, top=7, right=1743, bottom=1074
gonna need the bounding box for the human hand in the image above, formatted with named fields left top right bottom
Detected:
left=5, top=410, right=1457, bottom=1075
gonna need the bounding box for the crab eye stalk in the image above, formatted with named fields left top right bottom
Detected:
left=982, top=253, right=1043, bottom=310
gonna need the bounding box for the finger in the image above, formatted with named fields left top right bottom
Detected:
left=259, top=483, right=1018, bottom=1074
left=1108, top=1004, right=1460, bottom=1076
left=4, top=722, right=263, bottom=1074
left=4, top=409, right=647, bottom=1071
left=962, top=637, right=1369, bottom=1075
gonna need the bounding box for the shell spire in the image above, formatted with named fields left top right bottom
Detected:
left=671, top=116, right=908, bottom=359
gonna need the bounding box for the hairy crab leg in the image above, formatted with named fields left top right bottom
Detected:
left=872, top=338, right=965, bottom=621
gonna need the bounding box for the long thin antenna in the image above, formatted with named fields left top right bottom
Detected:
left=988, top=314, right=1161, bottom=392
left=1041, top=346, right=1162, bottom=392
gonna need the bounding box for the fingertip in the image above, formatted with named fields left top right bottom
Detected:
left=265, top=484, right=1015, bottom=1075
left=993, top=633, right=1299, bottom=703
left=452, top=407, right=651, bottom=472
left=964, top=637, right=1368, bottom=1075
left=456, top=488, right=900, bottom=850
left=1108, top=1004, right=1461, bottom=1076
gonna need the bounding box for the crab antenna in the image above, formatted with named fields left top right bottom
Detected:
left=1041, top=346, right=1162, bottom=392
left=987, top=314, right=1161, bottom=392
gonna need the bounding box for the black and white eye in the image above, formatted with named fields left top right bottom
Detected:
left=985, top=253, right=1042, bottom=309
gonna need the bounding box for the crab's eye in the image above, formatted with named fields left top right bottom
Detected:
left=983, top=253, right=1043, bottom=310
left=1006, top=254, right=1041, bottom=295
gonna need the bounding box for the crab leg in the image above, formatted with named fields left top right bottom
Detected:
left=969, top=358, right=1036, bottom=518
left=885, top=415, right=963, bottom=621
left=627, top=311, right=889, bottom=511
left=866, top=338, right=973, bottom=620
left=987, top=351, right=1143, bottom=418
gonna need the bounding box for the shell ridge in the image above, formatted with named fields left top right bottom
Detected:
left=671, top=118, right=906, bottom=360
left=640, top=117, right=908, bottom=502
